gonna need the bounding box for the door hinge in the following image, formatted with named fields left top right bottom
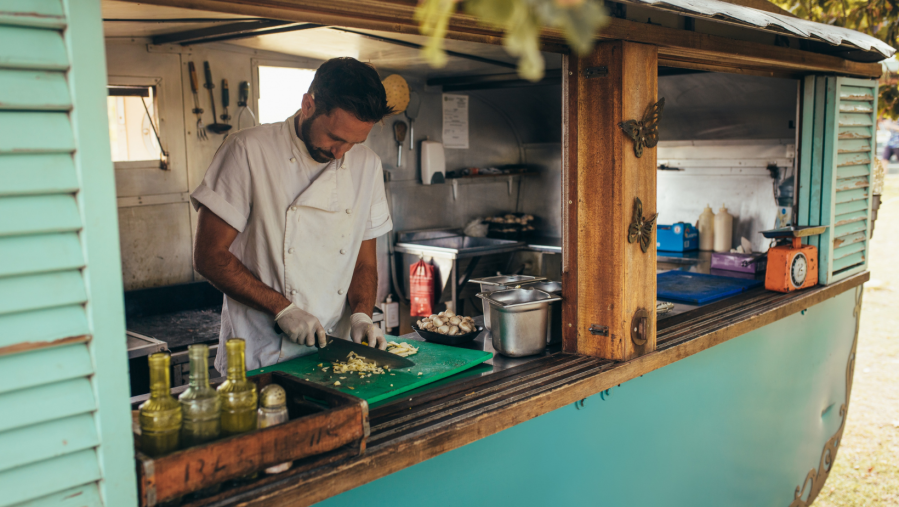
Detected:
left=588, top=324, right=609, bottom=336
left=583, top=66, right=608, bottom=78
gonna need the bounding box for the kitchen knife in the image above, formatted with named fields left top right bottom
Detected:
left=317, top=336, right=415, bottom=369
left=274, top=323, right=415, bottom=369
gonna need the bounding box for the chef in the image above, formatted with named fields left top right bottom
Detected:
left=190, top=58, right=395, bottom=372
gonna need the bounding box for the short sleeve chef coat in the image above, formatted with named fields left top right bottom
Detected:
left=190, top=111, right=393, bottom=372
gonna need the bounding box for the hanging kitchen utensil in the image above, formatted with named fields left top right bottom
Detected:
left=236, top=81, right=257, bottom=129
left=188, top=61, right=207, bottom=140
left=221, top=79, right=231, bottom=126
left=393, top=121, right=407, bottom=167
left=381, top=74, right=410, bottom=114
left=405, top=91, right=420, bottom=151
left=138, top=95, right=169, bottom=170
left=203, top=61, right=231, bottom=135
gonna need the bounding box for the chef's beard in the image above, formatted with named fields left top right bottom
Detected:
left=300, top=114, right=335, bottom=163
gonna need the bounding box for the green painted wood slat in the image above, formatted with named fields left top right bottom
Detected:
left=0, top=0, right=65, bottom=29
left=0, top=305, right=89, bottom=350
left=0, top=70, right=69, bottom=110
left=833, top=231, right=866, bottom=248
left=0, top=111, right=74, bottom=153
left=0, top=377, right=95, bottom=433
left=0, top=194, right=82, bottom=237
left=832, top=251, right=865, bottom=272
left=13, top=483, right=101, bottom=507
left=837, top=113, right=872, bottom=127
left=835, top=139, right=871, bottom=154
left=0, top=25, right=67, bottom=71
left=837, top=165, right=870, bottom=179
left=838, top=85, right=875, bottom=101
left=0, top=233, right=84, bottom=278
left=0, top=413, right=98, bottom=474
left=834, top=210, right=868, bottom=226
left=0, top=449, right=100, bottom=507
left=817, top=77, right=838, bottom=275
left=833, top=241, right=866, bottom=260
left=835, top=188, right=868, bottom=204
left=833, top=220, right=868, bottom=237
left=0, top=154, right=78, bottom=196
left=837, top=127, right=871, bottom=140
left=836, top=153, right=871, bottom=167
left=835, top=176, right=869, bottom=192
left=0, top=343, right=93, bottom=394
left=834, top=199, right=868, bottom=216
left=0, top=270, right=87, bottom=317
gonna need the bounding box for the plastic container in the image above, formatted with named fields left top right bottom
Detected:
left=697, top=205, right=715, bottom=251
left=713, top=205, right=733, bottom=253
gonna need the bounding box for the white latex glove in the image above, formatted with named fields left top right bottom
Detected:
left=275, top=303, right=326, bottom=348
left=350, top=313, right=387, bottom=350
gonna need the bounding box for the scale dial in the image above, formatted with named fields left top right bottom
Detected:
left=790, top=252, right=808, bottom=288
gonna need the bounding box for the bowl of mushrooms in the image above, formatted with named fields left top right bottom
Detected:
left=412, top=310, right=482, bottom=346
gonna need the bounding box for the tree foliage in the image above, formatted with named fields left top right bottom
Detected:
left=770, top=0, right=899, bottom=119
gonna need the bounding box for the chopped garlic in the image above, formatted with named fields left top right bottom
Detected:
left=418, top=372, right=423, bottom=376
left=339, top=377, right=346, bottom=380
left=334, top=381, right=341, bottom=386
left=331, top=351, right=386, bottom=375
left=386, top=341, right=419, bottom=357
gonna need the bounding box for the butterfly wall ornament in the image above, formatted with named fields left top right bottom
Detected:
left=618, top=98, right=664, bottom=158
left=628, top=197, right=658, bottom=253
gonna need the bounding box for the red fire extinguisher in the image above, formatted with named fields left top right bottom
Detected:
left=409, top=258, right=436, bottom=317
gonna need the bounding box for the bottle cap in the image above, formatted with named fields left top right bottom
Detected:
left=260, top=384, right=287, bottom=408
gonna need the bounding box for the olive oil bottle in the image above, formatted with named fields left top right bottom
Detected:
left=179, top=344, right=221, bottom=447
left=217, top=338, right=258, bottom=437
left=139, top=353, right=181, bottom=457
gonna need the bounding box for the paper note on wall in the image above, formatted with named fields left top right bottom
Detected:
left=442, top=94, right=469, bottom=149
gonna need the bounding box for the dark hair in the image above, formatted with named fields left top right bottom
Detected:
left=308, top=58, right=394, bottom=123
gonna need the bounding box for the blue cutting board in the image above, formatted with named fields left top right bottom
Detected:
left=657, top=271, right=763, bottom=305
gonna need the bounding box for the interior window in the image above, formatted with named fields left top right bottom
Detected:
left=257, top=66, right=316, bottom=125
left=107, top=85, right=161, bottom=163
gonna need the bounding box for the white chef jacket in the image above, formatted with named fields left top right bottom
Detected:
left=190, top=112, right=393, bottom=372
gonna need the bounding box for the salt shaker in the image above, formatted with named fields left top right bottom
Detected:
left=257, top=384, right=292, bottom=474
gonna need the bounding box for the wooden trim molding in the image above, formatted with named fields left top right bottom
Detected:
left=124, top=0, right=882, bottom=78
left=185, top=273, right=869, bottom=507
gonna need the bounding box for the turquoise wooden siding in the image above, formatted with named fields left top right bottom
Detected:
left=0, top=1, right=137, bottom=506
left=799, top=76, right=877, bottom=284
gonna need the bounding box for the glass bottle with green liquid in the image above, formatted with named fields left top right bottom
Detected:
left=179, top=344, right=221, bottom=447
left=217, top=338, right=258, bottom=436
left=139, top=352, right=181, bottom=457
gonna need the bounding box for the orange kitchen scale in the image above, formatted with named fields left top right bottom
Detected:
left=761, top=226, right=828, bottom=293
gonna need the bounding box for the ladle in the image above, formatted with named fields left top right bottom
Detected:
left=394, top=121, right=408, bottom=167
left=203, top=61, right=232, bottom=135
left=405, top=91, right=421, bottom=151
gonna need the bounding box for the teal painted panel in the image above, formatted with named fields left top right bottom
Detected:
left=0, top=271, right=87, bottom=316
left=839, top=85, right=875, bottom=100
left=0, top=343, right=93, bottom=394
left=0, top=232, right=84, bottom=278
left=834, top=231, right=866, bottom=247
left=0, top=194, right=82, bottom=237
left=0, top=153, right=79, bottom=196
left=321, top=291, right=860, bottom=507
left=0, top=70, right=69, bottom=110
left=0, top=25, right=67, bottom=71
left=836, top=152, right=871, bottom=167
left=0, top=111, right=74, bottom=153
left=0, top=449, right=100, bottom=507
left=798, top=76, right=815, bottom=229
left=14, top=484, right=101, bottom=507
left=0, top=304, right=89, bottom=349
left=0, top=413, right=98, bottom=473
left=0, top=0, right=65, bottom=29
left=0, top=377, right=95, bottom=433
left=837, top=113, right=872, bottom=127
left=65, top=0, right=138, bottom=503
left=838, top=126, right=872, bottom=139
left=835, top=176, right=869, bottom=192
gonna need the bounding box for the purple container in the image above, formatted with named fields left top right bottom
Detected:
left=710, top=252, right=767, bottom=274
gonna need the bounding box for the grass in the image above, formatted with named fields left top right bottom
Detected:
left=813, top=174, right=899, bottom=506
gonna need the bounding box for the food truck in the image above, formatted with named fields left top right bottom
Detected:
left=0, top=0, right=893, bottom=505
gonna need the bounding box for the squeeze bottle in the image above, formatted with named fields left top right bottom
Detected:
left=697, top=205, right=715, bottom=251
left=713, top=205, right=733, bottom=253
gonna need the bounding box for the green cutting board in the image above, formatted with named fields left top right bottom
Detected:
left=247, top=337, right=492, bottom=405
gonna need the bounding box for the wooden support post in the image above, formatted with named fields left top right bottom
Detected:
left=563, top=41, right=658, bottom=361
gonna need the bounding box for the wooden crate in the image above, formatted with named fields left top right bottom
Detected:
left=132, top=371, right=368, bottom=506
